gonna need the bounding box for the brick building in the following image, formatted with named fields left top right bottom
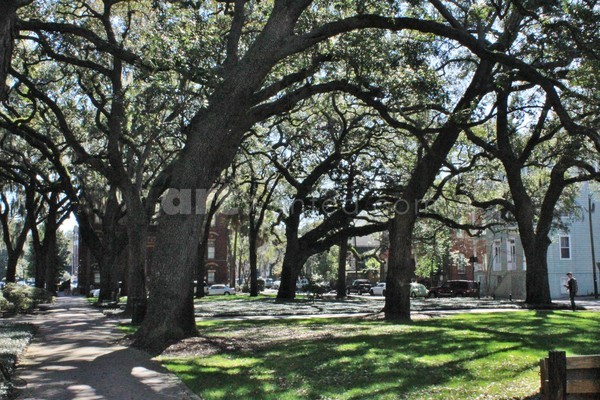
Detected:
left=75, top=214, right=231, bottom=294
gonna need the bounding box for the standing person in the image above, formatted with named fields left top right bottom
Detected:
left=564, top=272, right=578, bottom=311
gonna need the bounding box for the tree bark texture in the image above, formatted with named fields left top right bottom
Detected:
left=0, top=1, right=17, bottom=102
left=385, top=212, right=415, bottom=320
left=98, top=188, right=126, bottom=303
left=277, top=211, right=302, bottom=299
left=249, top=227, right=259, bottom=296
left=42, top=218, right=58, bottom=295
left=337, top=238, right=348, bottom=298
left=121, top=193, right=148, bottom=314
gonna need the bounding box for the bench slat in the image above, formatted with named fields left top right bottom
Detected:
left=567, top=355, right=600, bottom=370
left=567, top=379, right=600, bottom=394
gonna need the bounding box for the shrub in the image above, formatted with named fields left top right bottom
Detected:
left=2, top=284, right=53, bottom=314
left=0, top=292, right=13, bottom=314
left=30, top=287, right=53, bottom=305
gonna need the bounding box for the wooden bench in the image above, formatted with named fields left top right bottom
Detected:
left=540, top=351, right=600, bottom=399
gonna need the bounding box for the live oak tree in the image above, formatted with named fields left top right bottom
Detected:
left=374, top=0, right=598, bottom=320
left=195, top=174, right=230, bottom=298
left=0, top=174, right=36, bottom=283
left=4, top=0, right=597, bottom=351
left=465, top=89, right=599, bottom=304
left=26, top=179, right=71, bottom=293
left=230, top=146, right=281, bottom=297
left=250, top=95, right=395, bottom=299
left=7, top=0, right=192, bottom=315
left=458, top=0, right=600, bottom=304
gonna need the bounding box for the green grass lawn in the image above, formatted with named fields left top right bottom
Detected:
left=160, top=311, right=600, bottom=400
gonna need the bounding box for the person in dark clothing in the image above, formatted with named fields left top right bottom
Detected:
left=564, top=272, right=578, bottom=311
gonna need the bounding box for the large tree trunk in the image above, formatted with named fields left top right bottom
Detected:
left=98, top=188, right=126, bottom=303
left=132, top=5, right=328, bottom=352
left=31, top=225, right=46, bottom=289
left=277, top=250, right=309, bottom=300
left=42, top=221, right=58, bottom=295
left=524, top=237, right=552, bottom=304
left=277, top=213, right=302, bottom=299
left=385, top=212, right=415, bottom=320
left=74, top=209, right=104, bottom=296
left=249, top=227, right=259, bottom=296
left=337, top=239, right=348, bottom=298
left=5, top=253, right=19, bottom=283
left=98, top=244, right=123, bottom=302
left=132, top=124, right=235, bottom=351
left=1, top=185, right=35, bottom=283
left=384, top=59, right=495, bottom=320
left=28, top=204, right=46, bottom=289
left=122, top=197, right=148, bottom=315
left=496, top=88, right=553, bottom=305
left=133, top=206, right=204, bottom=352
left=0, top=1, right=19, bottom=102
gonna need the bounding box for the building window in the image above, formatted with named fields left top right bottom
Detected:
left=559, top=235, right=571, bottom=259
left=207, top=270, right=215, bottom=283
left=507, top=238, right=516, bottom=271
left=493, top=240, right=501, bottom=271
left=207, top=240, right=216, bottom=259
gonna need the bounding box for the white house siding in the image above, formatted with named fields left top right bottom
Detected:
left=477, top=229, right=527, bottom=299
left=479, top=183, right=600, bottom=300
left=547, top=183, right=600, bottom=299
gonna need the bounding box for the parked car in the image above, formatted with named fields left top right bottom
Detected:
left=90, top=288, right=100, bottom=297
left=369, top=282, right=428, bottom=297
left=207, top=284, right=236, bottom=295
left=370, top=282, right=386, bottom=296
left=297, top=278, right=309, bottom=290
left=264, top=278, right=274, bottom=288
left=346, top=279, right=372, bottom=295
left=410, top=282, right=428, bottom=298
left=428, top=280, right=479, bottom=298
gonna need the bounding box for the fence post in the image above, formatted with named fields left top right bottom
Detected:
left=548, top=350, right=567, bottom=400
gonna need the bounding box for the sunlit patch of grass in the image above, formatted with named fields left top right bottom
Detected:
left=162, top=310, right=600, bottom=399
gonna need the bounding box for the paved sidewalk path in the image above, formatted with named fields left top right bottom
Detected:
left=13, top=296, right=199, bottom=400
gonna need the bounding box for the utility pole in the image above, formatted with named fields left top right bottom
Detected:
left=588, top=195, right=599, bottom=299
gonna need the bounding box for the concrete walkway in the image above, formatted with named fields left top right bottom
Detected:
left=13, top=296, right=199, bottom=400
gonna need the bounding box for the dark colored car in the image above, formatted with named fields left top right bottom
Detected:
left=428, top=280, right=479, bottom=298
left=346, top=279, right=372, bottom=295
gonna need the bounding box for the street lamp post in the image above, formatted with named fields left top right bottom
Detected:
left=588, top=195, right=599, bottom=299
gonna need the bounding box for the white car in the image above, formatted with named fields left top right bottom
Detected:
left=369, top=282, right=429, bottom=298
left=369, top=282, right=386, bottom=296
left=410, top=282, right=429, bottom=298
left=272, top=280, right=281, bottom=289
left=207, top=284, right=236, bottom=295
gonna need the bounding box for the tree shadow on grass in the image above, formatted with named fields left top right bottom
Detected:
left=165, top=311, right=600, bottom=399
